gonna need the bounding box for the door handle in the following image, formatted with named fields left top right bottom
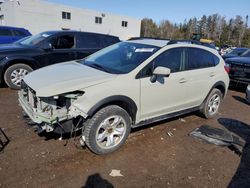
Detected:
left=209, top=72, right=216, bottom=77
left=179, top=78, right=187, bottom=83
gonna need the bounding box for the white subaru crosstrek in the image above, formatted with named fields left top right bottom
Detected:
left=18, top=39, right=230, bottom=154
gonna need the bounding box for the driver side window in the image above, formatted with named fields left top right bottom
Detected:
left=139, top=47, right=184, bottom=78
left=49, top=35, right=75, bottom=49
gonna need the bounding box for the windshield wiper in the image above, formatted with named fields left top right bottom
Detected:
left=87, top=63, right=111, bottom=73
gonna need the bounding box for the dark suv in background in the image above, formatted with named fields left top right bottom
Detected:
left=0, top=30, right=120, bottom=89
left=0, top=26, right=31, bottom=44
left=225, top=49, right=250, bottom=84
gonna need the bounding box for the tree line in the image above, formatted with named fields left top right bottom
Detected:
left=140, top=14, right=250, bottom=47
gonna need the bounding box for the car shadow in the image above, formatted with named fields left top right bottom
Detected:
left=218, top=118, right=250, bottom=187
left=82, top=173, right=114, bottom=188
left=0, top=82, right=8, bottom=88
left=229, top=83, right=247, bottom=93
left=232, top=95, right=247, bottom=104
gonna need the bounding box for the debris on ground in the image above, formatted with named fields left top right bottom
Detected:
left=167, top=132, right=174, bottom=137
left=179, top=118, right=186, bottom=123
left=109, top=169, right=123, bottom=177
left=0, top=127, right=10, bottom=152
left=189, top=125, right=244, bottom=156
left=189, top=125, right=244, bottom=146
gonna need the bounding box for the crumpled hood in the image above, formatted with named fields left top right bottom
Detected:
left=23, top=61, right=116, bottom=97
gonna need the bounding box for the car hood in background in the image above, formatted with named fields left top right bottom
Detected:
left=226, top=57, right=250, bottom=65
left=23, top=61, right=116, bottom=97
left=222, top=54, right=237, bottom=59
left=0, top=44, right=31, bottom=52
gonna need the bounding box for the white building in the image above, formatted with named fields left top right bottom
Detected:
left=0, top=0, right=141, bottom=40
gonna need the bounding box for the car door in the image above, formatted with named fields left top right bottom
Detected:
left=139, top=47, right=193, bottom=120
left=182, top=47, right=219, bottom=106
left=75, top=33, right=102, bottom=60
left=45, top=33, right=78, bottom=65
left=0, top=28, right=14, bottom=44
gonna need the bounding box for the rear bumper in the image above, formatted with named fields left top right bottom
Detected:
left=230, top=77, right=250, bottom=85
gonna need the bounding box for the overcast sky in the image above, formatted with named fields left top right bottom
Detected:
left=48, top=0, right=250, bottom=24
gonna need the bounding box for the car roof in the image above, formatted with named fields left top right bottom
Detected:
left=126, top=39, right=219, bottom=52
left=0, top=25, right=27, bottom=30
left=127, top=39, right=169, bottom=47
left=41, top=30, right=119, bottom=38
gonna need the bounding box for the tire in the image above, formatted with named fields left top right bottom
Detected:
left=246, top=85, right=250, bottom=104
left=84, top=105, right=131, bottom=155
left=200, top=88, right=222, bottom=119
left=4, top=64, right=33, bottom=89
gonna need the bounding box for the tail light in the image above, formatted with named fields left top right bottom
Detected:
left=224, top=63, right=231, bottom=73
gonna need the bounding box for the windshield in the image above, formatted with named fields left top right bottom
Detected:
left=81, top=42, right=159, bottom=74
left=241, top=49, right=250, bottom=57
left=20, top=32, right=54, bottom=46
left=228, top=48, right=246, bottom=55
left=14, top=36, right=31, bottom=44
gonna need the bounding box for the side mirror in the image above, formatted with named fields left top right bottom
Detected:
left=42, top=42, right=53, bottom=51
left=150, top=66, right=171, bottom=83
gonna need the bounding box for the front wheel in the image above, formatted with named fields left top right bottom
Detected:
left=84, top=105, right=131, bottom=155
left=4, top=64, right=33, bottom=89
left=200, top=88, right=222, bottom=119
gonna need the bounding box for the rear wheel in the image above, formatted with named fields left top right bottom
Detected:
left=84, top=105, right=131, bottom=155
left=201, top=88, right=222, bottom=119
left=4, top=64, right=33, bottom=89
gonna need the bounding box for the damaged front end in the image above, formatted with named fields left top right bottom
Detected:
left=18, top=81, right=87, bottom=134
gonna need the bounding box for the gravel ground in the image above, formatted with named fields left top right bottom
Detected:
left=0, top=87, right=249, bottom=188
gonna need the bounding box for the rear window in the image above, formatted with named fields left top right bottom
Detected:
left=78, top=34, right=102, bottom=48
left=185, top=48, right=219, bottom=70
left=12, top=30, right=27, bottom=36
left=241, top=49, right=250, bottom=57
left=0, top=28, right=12, bottom=36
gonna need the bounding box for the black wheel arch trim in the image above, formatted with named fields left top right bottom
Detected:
left=0, top=56, right=38, bottom=83
left=211, top=81, right=226, bottom=97
left=200, top=81, right=227, bottom=109
left=87, top=95, right=138, bottom=123
left=3, top=56, right=39, bottom=70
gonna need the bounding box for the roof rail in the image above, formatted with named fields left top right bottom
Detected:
left=128, top=37, right=170, bottom=41
left=167, top=40, right=216, bottom=49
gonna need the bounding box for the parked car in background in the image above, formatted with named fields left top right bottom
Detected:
left=225, top=49, right=250, bottom=84
left=222, top=47, right=248, bottom=60
left=0, top=26, right=31, bottom=44
left=220, top=45, right=232, bottom=56
left=0, top=30, right=120, bottom=89
left=19, top=39, right=229, bottom=154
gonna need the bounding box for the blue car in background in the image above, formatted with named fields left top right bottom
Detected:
left=222, top=47, right=248, bottom=60
left=0, top=26, right=31, bottom=44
